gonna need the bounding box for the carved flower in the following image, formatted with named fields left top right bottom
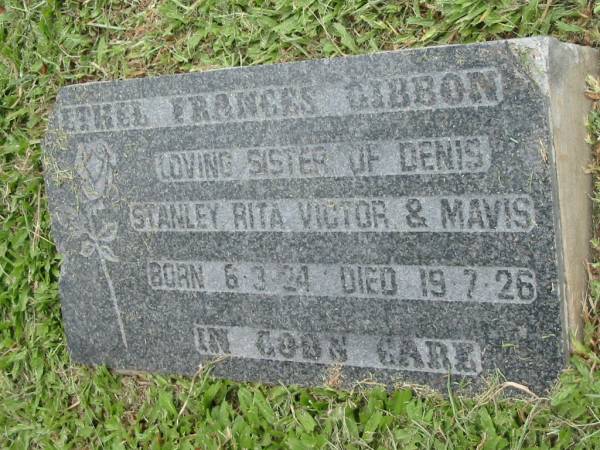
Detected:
left=56, top=206, right=119, bottom=262
left=79, top=221, right=119, bottom=262
left=75, top=140, right=116, bottom=210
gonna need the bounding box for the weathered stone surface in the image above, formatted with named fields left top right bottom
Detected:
left=43, top=37, right=598, bottom=393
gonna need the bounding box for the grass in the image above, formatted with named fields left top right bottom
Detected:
left=1, top=0, right=600, bottom=448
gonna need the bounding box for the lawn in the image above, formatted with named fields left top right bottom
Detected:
left=1, top=1, right=600, bottom=448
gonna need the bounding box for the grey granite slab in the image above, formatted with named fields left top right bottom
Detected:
left=43, top=37, right=598, bottom=393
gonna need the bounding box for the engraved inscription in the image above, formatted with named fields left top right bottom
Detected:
left=344, top=69, right=501, bottom=112
left=56, top=68, right=502, bottom=134
left=147, top=260, right=205, bottom=291
left=148, top=261, right=537, bottom=304
left=129, top=195, right=534, bottom=233
left=192, top=325, right=483, bottom=376
left=57, top=100, right=149, bottom=133
left=155, top=135, right=491, bottom=182
left=169, top=86, right=316, bottom=123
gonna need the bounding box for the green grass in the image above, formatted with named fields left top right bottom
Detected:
left=1, top=0, right=600, bottom=448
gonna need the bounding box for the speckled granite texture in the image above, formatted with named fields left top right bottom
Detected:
left=43, top=37, right=598, bottom=393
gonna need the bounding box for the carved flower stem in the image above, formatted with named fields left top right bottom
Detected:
left=98, top=255, right=128, bottom=350
left=85, top=210, right=128, bottom=350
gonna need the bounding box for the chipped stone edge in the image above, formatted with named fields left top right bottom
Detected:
left=508, top=37, right=598, bottom=356
left=548, top=40, right=598, bottom=354
left=508, top=37, right=551, bottom=97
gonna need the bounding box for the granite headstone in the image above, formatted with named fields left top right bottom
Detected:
left=43, top=37, right=598, bottom=393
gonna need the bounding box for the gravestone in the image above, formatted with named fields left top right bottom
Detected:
left=43, top=37, right=598, bottom=393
